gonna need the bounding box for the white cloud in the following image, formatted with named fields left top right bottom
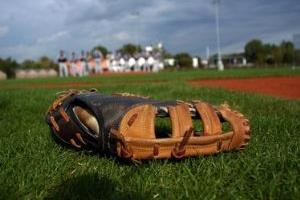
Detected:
left=113, top=32, right=131, bottom=41
left=36, top=31, right=70, bottom=44
left=0, top=26, right=9, bottom=37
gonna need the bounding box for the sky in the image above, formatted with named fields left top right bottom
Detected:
left=0, top=0, right=299, bottom=61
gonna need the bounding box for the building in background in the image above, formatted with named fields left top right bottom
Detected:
left=209, top=53, right=248, bottom=68
left=192, top=57, right=199, bottom=68
left=164, top=58, right=175, bottom=67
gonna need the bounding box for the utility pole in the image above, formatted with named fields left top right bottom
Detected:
left=206, top=46, right=210, bottom=67
left=213, top=0, right=224, bottom=71
left=206, top=46, right=210, bottom=60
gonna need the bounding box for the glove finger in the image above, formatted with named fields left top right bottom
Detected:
left=194, top=102, right=222, bottom=136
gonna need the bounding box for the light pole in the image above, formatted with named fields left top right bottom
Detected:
left=213, top=0, right=224, bottom=71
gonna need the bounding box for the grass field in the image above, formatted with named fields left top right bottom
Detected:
left=0, top=68, right=299, bottom=200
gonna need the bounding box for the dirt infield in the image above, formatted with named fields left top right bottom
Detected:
left=189, top=76, right=300, bottom=99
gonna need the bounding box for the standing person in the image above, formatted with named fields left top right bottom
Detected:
left=134, top=54, right=139, bottom=71
left=110, top=55, right=118, bottom=72
left=70, top=52, right=78, bottom=77
left=87, top=51, right=95, bottom=74
left=146, top=54, right=154, bottom=72
left=137, top=55, right=146, bottom=71
left=93, top=49, right=102, bottom=74
left=128, top=56, right=136, bottom=71
left=119, top=56, right=126, bottom=72
left=57, top=50, right=68, bottom=77
left=152, top=55, right=162, bottom=72
left=101, top=55, right=109, bottom=72
left=80, top=50, right=88, bottom=76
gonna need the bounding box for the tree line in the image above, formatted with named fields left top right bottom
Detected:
left=245, top=39, right=299, bottom=66
left=0, top=56, right=58, bottom=78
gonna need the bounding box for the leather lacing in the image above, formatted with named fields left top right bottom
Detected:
left=50, top=116, right=60, bottom=132
left=47, top=90, right=78, bottom=113
left=171, top=127, right=194, bottom=158
left=60, top=108, right=70, bottom=122
left=110, top=128, right=133, bottom=158
left=110, top=127, right=195, bottom=159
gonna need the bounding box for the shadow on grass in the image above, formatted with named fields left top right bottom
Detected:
left=46, top=173, right=150, bottom=200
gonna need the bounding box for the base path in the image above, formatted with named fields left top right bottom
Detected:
left=188, top=76, right=300, bottom=99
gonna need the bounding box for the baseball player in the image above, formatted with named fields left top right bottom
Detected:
left=57, top=50, right=68, bottom=77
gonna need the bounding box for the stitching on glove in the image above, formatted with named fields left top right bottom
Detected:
left=110, top=128, right=133, bottom=158
left=50, top=116, right=60, bottom=132
left=172, top=127, right=193, bottom=158
left=59, top=108, right=70, bottom=122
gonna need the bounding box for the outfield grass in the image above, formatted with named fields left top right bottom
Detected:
left=0, top=68, right=299, bottom=199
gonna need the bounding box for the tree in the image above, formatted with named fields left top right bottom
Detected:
left=0, top=57, right=20, bottom=78
left=117, top=43, right=142, bottom=56
left=163, top=52, right=173, bottom=59
left=280, top=41, right=294, bottom=64
left=38, top=56, right=57, bottom=70
left=244, top=39, right=265, bottom=65
left=22, top=57, right=57, bottom=70
left=174, top=53, right=193, bottom=69
left=263, top=44, right=276, bottom=65
left=244, top=39, right=296, bottom=66
left=93, top=45, right=109, bottom=57
left=295, top=50, right=300, bottom=66
left=197, top=56, right=203, bottom=68
left=271, top=46, right=283, bottom=66
left=22, top=59, right=36, bottom=69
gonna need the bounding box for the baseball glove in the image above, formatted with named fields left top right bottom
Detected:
left=45, top=89, right=250, bottom=160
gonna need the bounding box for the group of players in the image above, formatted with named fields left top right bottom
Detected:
left=57, top=50, right=163, bottom=77
left=57, top=50, right=102, bottom=77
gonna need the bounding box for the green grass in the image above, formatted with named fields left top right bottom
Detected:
left=0, top=68, right=299, bottom=199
